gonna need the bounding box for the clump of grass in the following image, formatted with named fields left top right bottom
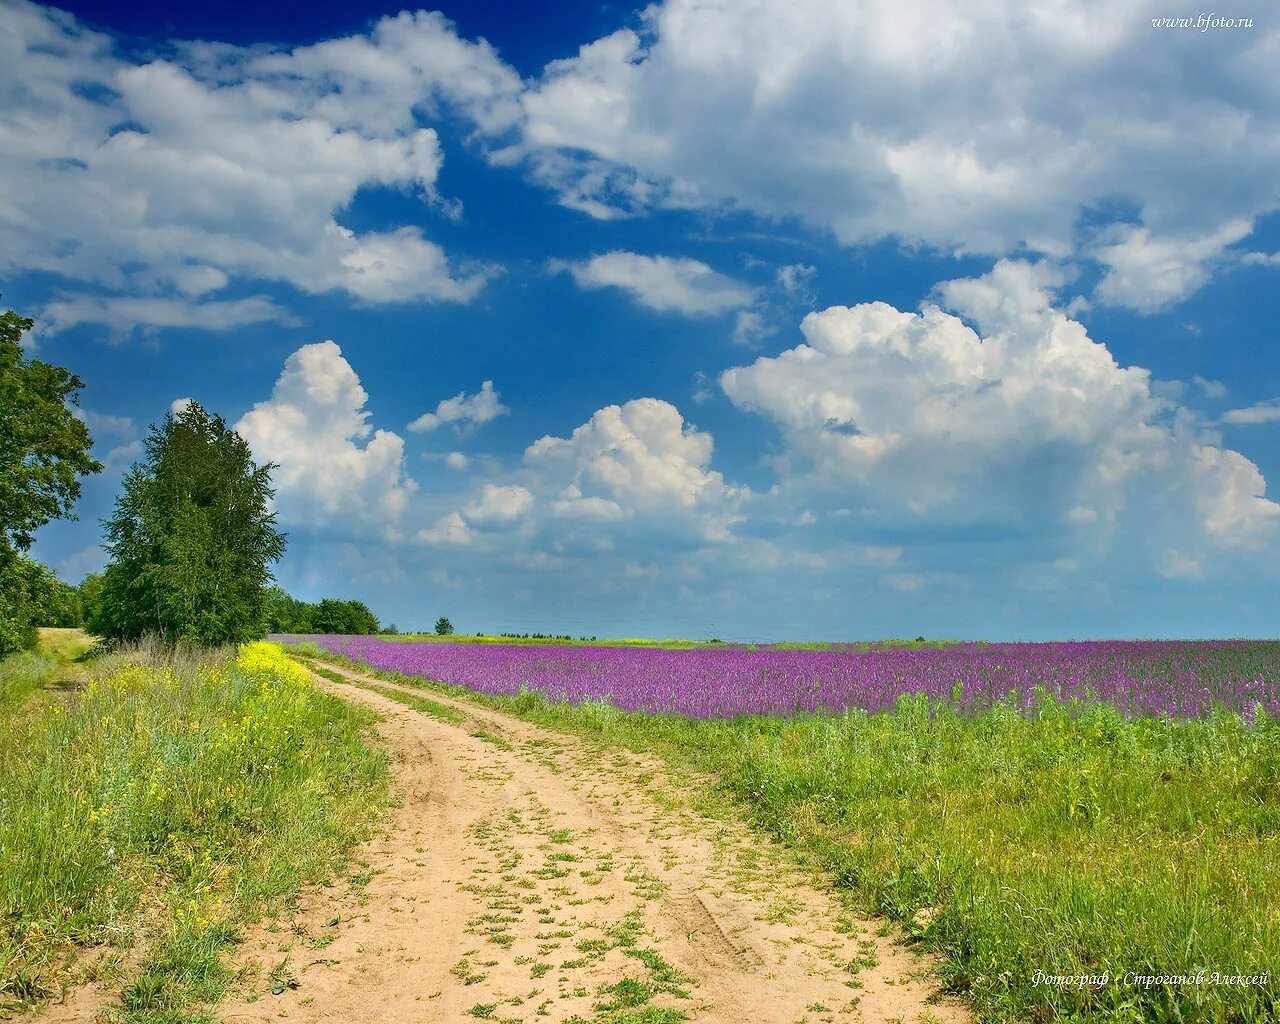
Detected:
left=0, top=639, right=390, bottom=1019
left=0, top=648, right=55, bottom=708
left=298, top=646, right=1280, bottom=1024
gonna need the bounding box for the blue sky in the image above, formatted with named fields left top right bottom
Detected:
left=3, top=0, right=1278, bottom=639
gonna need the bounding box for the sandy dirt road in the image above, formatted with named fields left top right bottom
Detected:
left=214, top=659, right=968, bottom=1024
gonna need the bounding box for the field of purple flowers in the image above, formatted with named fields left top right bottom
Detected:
left=270, top=636, right=1280, bottom=720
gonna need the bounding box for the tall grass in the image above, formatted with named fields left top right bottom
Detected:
left=0, top=649, right=56, bottom=708
left=0, top=640, right=390, bottom=1021
left=303, top=647, right=1280, bottom=1024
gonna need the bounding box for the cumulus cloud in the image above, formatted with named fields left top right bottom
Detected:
left=526, top=398, right=736, bottom=523
left=513, top=0, right=1280, bottom=308
left=721, top=259, right=1279, bottom=571
left=1, top=2, right=510, bottom=331
left=236, top=341, right=416, bottom=536
left=417, top=511, right=472, bottom=546
left=463, top=483, right=535, bottom=523
left=409, top=380, right=508, bottom=433
left=421, top=396, right=743, bottom=559
left=555, top=252, right=755, bottom=315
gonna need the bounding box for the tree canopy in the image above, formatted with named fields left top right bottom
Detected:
left=92, top=401, right=285, bottom=644
left=0, top=306, right=101, bottom=654
left=0, top=309, right=101, bottom=563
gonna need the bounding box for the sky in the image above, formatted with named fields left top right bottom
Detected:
left=2, top=0, right=1278, bottom=640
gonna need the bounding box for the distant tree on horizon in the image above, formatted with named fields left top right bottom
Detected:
left=92, top=401, right=285, bottom=644
left=434, top=616, right=454, bottom=636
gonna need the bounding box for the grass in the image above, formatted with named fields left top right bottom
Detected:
left=0, top=637, right=390, bottom=1021
left=293, top=644, right=1280, bottom=1024
left=0, top=627, right=97, bottom=711
left=289, top=633, right=957, bottom=651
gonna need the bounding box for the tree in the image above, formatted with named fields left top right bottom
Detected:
left=78, top=572, right=105, bottom=629
left=92, top=401, right=286, bottom=644
left=0, top=555, right=61, bottom=654
left=0, top=305, right=100, bottom=653
left=311, top=598, right=380, bottom=635
left=0, top=308, right=101, bottom=562
left=434, top=616, right=454, bottom=636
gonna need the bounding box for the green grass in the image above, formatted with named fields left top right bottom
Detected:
left=293, top=645, right=1280, bottom=1024
left=353, top=633, right=957, bottom=650
left=0, top=627, right=97, bottom=711
left=0, top=639, right=390, bottom=1021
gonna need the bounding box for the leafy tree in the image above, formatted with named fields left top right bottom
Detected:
left=311, top=598, right=379, bottom=635
left=434, top=616, right=454, bottom=636
left=92, top=402, right=285, bottom=644
left=261, top=589, right=380, bottom=635
left=0, top=555, right=61, bottom=654
left=0, top=308, right=101, bottom=562
left=44, top=577, right=83, bottom=627
left=0, top=305, right=100, bottom=653
left=78, top=572, right=105, bottom=630
left=263, top=585, right=314, bottom=633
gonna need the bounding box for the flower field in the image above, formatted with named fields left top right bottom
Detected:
left=273, top=635, right=1280, bottom=720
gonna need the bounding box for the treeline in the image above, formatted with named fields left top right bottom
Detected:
left=499, top=632, right=597, bottom=642
left=263, top=588, right=381, bottom=635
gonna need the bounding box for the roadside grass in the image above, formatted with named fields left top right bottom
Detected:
left=292, top=645, right=1280, bottom=1024
left=0, top=639, right=390, bottom=1021
left=0, top=627, right=97, bottom=711
left=0, top=648, right=56, bottom=709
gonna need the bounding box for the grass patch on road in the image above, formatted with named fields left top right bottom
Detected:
left=0, top=640, right=390, bottom=1021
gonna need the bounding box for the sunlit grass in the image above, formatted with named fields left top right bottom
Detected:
left=0, top=639, right=390, bottom=1021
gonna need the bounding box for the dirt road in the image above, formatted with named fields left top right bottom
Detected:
left=217, top=660, right=967, bottom=1024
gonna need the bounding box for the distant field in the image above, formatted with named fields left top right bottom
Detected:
left=287, top=636, right=1280, bottom=1023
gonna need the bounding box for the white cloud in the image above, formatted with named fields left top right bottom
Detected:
left=777, top=263, right=817, bottom=299
left=463, top=483, right=535, bottom=523
left=732, top=310, right=772, bottom=346
left=420, top=396, right=742, bottom=561
left=721, top=259, right=1279, bottom=571
left=409, top=380, right=508, bottom=433
left=72, top=408, right=136, bottom=439
left=170, top=398, right=193, bottom=416
left=525, top=398, right=735, bottom=521
left=1091, top=220, right=1254, bottom=312
left=417, top=511, right=472, bottom=546
left=556, top=252, right=755, bottom=315
left=236, top=341, right=416, bottom=536
left=1222, top=399, right=1280, bottom=426
left=39, top=294, right=297, bottom=337
left=513, top=0, right=1280, bottom=308
left=1192, top=376, right=1228, bottom=400
left=445, top=451, right=470, bottom=470
left=1, top=3, right=510, bottom=330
